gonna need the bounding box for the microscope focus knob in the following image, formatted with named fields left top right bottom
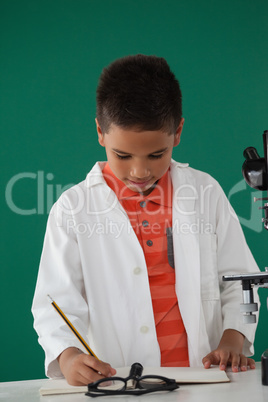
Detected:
left=242, top=314, right=257, bottom=324
left=240, top=302, right=258, bottom=324
left=240, top=303, right=258, bottom=313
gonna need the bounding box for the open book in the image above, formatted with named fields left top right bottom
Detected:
left=40, top=366, right=230, bottom=396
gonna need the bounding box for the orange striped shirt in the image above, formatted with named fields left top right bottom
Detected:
left=102, top=163, right=189, bottom=367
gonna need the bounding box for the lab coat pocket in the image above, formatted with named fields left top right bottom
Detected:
left=199, top=233, right=220, bottom=300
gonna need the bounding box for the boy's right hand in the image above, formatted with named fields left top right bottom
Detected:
left=58, top=347, right=117, bottom=386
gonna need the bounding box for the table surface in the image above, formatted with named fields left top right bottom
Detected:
left=1, top=363, right=267, bottom=402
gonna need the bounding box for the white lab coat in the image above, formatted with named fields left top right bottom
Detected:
left=32, top=160, right=260, bottom=378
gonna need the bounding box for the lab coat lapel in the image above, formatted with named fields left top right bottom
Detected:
left=171, top=161, right=205, bottom=366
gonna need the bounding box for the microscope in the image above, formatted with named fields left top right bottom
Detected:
left=223, top=130, right=268, bottom=385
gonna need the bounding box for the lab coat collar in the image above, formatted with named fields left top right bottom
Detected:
left=85, top=162, right=127, bottom=217
left=85, top=162, right=107, bottom=188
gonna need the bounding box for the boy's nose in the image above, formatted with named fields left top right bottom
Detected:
left=130, top=163, right=150, bottom=179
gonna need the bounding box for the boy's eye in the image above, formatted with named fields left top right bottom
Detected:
left=149, top=153, right=164, bottom=159
left=115, top=153, right=131, bottom=160
left=115, top=152, right=165, bottom=160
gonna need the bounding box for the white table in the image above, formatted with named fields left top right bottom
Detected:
left=0, top=363, right=267, bottom=402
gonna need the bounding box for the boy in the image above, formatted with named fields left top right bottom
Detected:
left=32, top=54, right=260, bottom=386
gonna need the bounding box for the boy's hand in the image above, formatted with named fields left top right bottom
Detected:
left=58, top=347, right=117, bottom=386
left=202, top=329, right=256, bottom=372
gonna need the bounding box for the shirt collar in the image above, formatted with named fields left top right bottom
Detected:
left=102, top=163, right=173, bottom=207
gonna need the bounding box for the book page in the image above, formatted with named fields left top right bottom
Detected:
left=141, top=366, right=230, bottom=384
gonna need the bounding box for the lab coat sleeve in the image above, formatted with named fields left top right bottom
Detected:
left=215, top=184, right=260, bottom=356
left=32, top=194, right=90, bottom=378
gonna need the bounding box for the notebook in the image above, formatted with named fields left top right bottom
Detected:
left=40, top=366, right=230, bottom=395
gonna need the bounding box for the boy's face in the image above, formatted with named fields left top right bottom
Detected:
left=96, top=119, right=184, bottom=196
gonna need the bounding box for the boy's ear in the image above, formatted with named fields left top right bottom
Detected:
left=173, top=118, right=184, bottom=147
left=95, top=118, right=105, bottom=147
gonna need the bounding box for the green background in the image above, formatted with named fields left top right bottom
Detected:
left=1, top=0, right=268, bottom=382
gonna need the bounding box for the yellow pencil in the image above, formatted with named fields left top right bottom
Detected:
left=47, top=294, right=99, bottom=360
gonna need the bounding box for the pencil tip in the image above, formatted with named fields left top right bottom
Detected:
left=47, top=294, right=53, bottom=303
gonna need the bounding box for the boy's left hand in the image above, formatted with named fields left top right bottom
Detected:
left=202, top=329, right=256, bottom=372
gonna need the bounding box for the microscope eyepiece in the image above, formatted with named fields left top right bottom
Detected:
left=243, top=147, right=261, bottom=160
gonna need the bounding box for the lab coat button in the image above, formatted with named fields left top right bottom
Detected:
left=133, top=267, right=141, bottom=275
left=140, top=326, right=149, bottom=333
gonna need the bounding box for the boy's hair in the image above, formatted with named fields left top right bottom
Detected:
left=96, top=54, right=182, bottom=134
